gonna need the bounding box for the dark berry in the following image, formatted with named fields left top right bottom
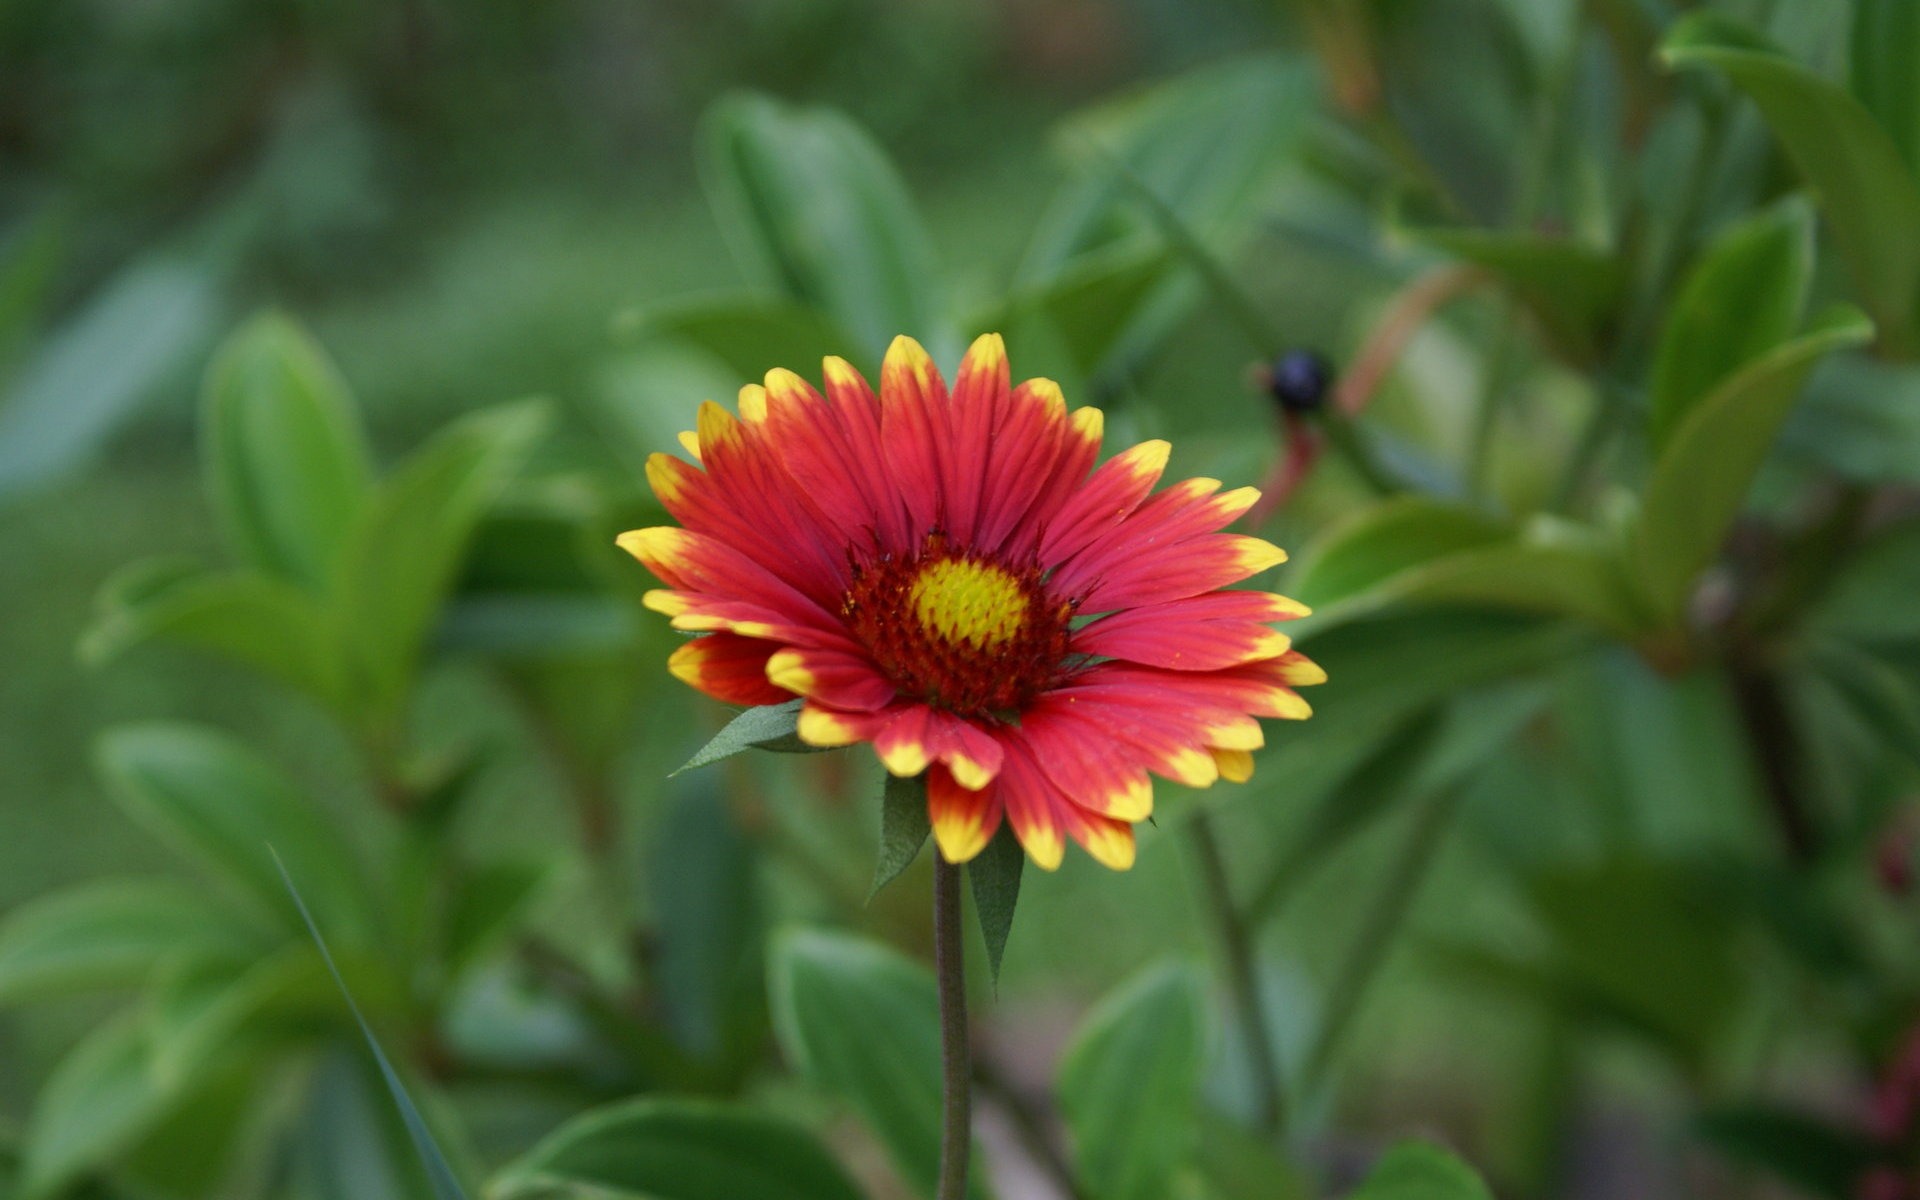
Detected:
left=1268, top=349, right=1332, bottom=413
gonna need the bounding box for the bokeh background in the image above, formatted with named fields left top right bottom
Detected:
left=4, top=0, right=1917, bottom=1197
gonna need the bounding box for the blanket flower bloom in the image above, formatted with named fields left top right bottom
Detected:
left=620, top=334, right=1323, bottom=870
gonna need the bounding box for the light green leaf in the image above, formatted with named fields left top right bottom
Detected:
left=624, top=293, right=866, bottom=383
left=967, top=244, right=1172, bottom=396
left=446, top=860, right=551, bottom=979
left=202, top=313, right=372, bottom=589
left=768, top=930, right=986, bottom=1200
left=674, top=699, right=822, bottom=775
left=1192, top=1120, right=1312, bottom=1200
left=1649, top=200, right=1814, bottom=452
left=146, top=947, right=342, bottom=1084
left=0, top=879, right=263, bottom=1004
left=338, top=400, right=552, bottom=720
left=94, top=723, right=373, bottom=942
left=966, top=826, right=1023, bottom=989
left=1290, top=499, right=1643, bottom=637
left=18, top=1011, right=231, bottom=1199
left=1631, top=305, right=1874, bottom=621
left=0, top=254, right=222, bottom=502
left=871, top=771, right=930, bottom=898
left=80, top=563, right=349, bottom=710
left=1663, top=13, right=1920, bottom=357
left=488, top=1098, right=866, bottom=1200
left=1057, top=964, right=1207, bottom=1200
left=1348, top=1142, right=1494, bottom=1200
left=700, top=94, right=947, bottom=360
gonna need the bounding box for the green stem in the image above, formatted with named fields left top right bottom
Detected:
left=1188, top=812, right=1286, bottom=1135
left=1300, top=785, right=1462, bottom=1094
left=933, top=853, right=973, bottom=1200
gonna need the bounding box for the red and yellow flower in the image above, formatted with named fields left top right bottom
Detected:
left=620, top=334, right=1322, bottom=870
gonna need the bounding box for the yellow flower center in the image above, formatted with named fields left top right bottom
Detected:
left=909, top=558, right=1029, bottom=649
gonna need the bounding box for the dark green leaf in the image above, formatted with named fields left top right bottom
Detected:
left=0, top=879, right=263, bottom=1004
left=274, top=852, right=470, bottom=1200
left=446, top=860, right=551, bottom=979
left=700, top=94, right=947, bottom=359
left=1663, top=14, right=1920, bottom=356
left=1649, top=200, right=1814, bottom=452
left=1395, top=205, right=1622, bottom=363
left=1631, top=305, right=1874, bottom=623
left=80, top=564, right=350, bottom=710
left=1811, top=517, right=1920, bottom=642
left=94, top=723, right=374, bottom=942
left=871, top=771, right=930, bottom=898
left=1348, top=1142, right=1493, bottom=1200
left=0, top=254, right=222, bottom=502
left=201, top=313, right=371, bottom=589
left=489, top=1098, right=866, bottom=1200
left=1853, top=0, right=1920, bottom=177
left=1695, top=1105, right=1879, bottom=1199
left=338, top=400, right=552, bottom=720
left=649, top=781, right=762, bottom=1059
left=965, top=826, right=1023, bottom=989
left=1808, top=639, right=1920, bottom=777
left=674, top=699, right=820, bottom=775
left=767, top=930, right=986, bottom=1200
left=1057, top=964, right=1207, bottom=1200
left=1788, top=354, right=1920, bottom=483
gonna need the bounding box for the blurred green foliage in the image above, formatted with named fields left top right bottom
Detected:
left=10, top=0, right=1920, bottom=1198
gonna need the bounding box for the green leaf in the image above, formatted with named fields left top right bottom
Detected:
left=80, top=564, right=350, bottom=710
left=649, top=782, right=763, bottom=1060
left=1807, top=639, right=1920, bottom=777
left=94, top=722, right=373, bottom=942
left=275, top=852, right=470, bottom=1200
left=1348, top=1142, right=1494, bottom=1200
left=1631, top=305, right=1874, bottom=622
left=624, top=293, right=866, bottom=383
left=445, top=860, right=551, bottom=980
left=1525, top=856, right=1743, bottom=1061
left=967, top=244, right=1172, bottom=397
left=202, top=313, right=372, bottom=589
left=1191, top=1119, right=1312, bottom=1200
left=0, top=879, right=263, bottom=1004
left=1786, top=353, right=1920, bottom=483
left=293, top=1051, right=444, bottom=1200
left=1057, top=964, right=1207, bottom=1200
left=1395, top=208, right=1622, bottom=363
left=1813, top=517, right=1920, bottom=643
left=489, top=1098, right=866, bottom=1200
left=1649, top=200, right=1814, bottom=452
left=145, top=946, right=341, bottom=1084
left=1289, top=499, right=1643, bottom=637
left=1663, top=13, right=1920, bottom=357
left=0, top=254, right=222, bottom=502
left=966, top=826, right=1023, bottom=988
left=20, top=1013, right=184, bottom=1198
left=1694, top=1104, right=1879, bottom=1198
left=768, top=930, right=985, bottom=1200
left=1852, top=0, right=1920, bottom=177
left=870, top=771, right=929, bottom=899
left=338, top=400, right=551, bottom=720
left=700, top=93, right=947, bottom=360
left=1023, top=56, right=1310, bottom=280
left=674, top=699, right=820, bottom=775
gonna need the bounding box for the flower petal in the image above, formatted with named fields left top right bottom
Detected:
left=668, top=633, right=790, bottom=706
left=765, top=646, right=898, bottom=712
left=879, top=335, right=951, bottom=537
left=1072, top=590, right=1303, bottom=671
left=927, top=765, right=1001, bottom=865
left=1075, top=533, right=1288, bottom=612
left=1040, top=439, right=1170, bottom=563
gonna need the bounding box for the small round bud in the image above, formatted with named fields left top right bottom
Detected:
left=1268, top=349, right=1333, bottom=414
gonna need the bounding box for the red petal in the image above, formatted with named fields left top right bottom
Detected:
left=668, top=633, right=789, bottom=706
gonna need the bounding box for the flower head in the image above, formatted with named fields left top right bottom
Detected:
left=620, top=334, right=1323, bottom=870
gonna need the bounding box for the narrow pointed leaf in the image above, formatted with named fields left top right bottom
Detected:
left=965, top=826, right=1023, bottom=988
left=274, top=852, right=469, bottom=1200
left=1349, top=1142, right=1494, bottom=1200
left=674, top=699, right=829, bottom=776
left=870, top=772, right=930, bottom=898
left=1631, top=305, right=1874, bottom=621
